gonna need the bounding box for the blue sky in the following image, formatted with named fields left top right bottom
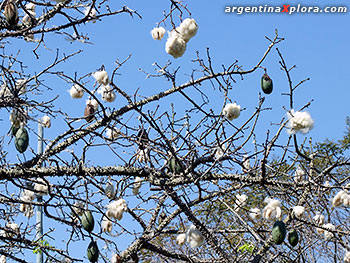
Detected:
left=2, top=0, right=350, bottom=261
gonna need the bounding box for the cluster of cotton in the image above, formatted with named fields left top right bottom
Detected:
left=106, top=199, right=128, bottom=220
left=84, top=6, right=97, bottom=23
left=86, top=99, right=99, bottom=111
left=344, top=251, right=350, bottom=263
left=151, top=27, right=166, bottom=40
left=223, top=103, right=241, bottom=121
left=287, top=110, right=314, bottom=134
left=10, top=108, right=28, bottom=127
left=101, top=216, right=113, bottom=233
left=294, top=166, right=305, bottom=183
left=313, top=212, right=325, bottom=234
left=0, top=84, right=11, bottom=97
left=41, top=115, right=51, bottom=128
left=111, top=253, right=121, bottom=263
left=292, top=205, right=305, bottom=218
left=262, top=198, right=282, bottom=220
left=323, top=223, right=335, bottom=240
left=97, top=85, right=116, bottom=102
left=0, top=255, right=6, bottom=263
left=242, top=155, right=250, bottom=172
left=15, top=79, right=27, bottom=95
left=176, top=225, right=204, bottom=248
left=214, top=145, right=225, bottom=160
left=20, top=189, right=35, bottom=217
left=332, top=190, right=350, bottom=207
left=93, top=70, right=109, bottom=85
left=234, top=194, right=248, bottom=211
left=34, top=178, right=49, bottom=196
left=132, top=177, right=142, bottom=195
left=249, top=208, right=261, bottom=220
left=186, top=224, right=204, bottom=248
left=69, top=84, right=84, bottom=99
left=136, top=148, right=150, bottom=163
left=106, top=127, right=120, bottom=140
left=1, top=222, right=19, bottom=238
left=22, top=3, right=35, bottom=26
left=165, top=18, right=198, bottom=58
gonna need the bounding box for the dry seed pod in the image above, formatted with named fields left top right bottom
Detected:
left=84, top=104, right=95, bottom=122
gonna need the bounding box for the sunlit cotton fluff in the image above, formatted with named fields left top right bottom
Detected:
left=151, top=27, right=166, bottom=40
left=16, top=79, right=27, bottom=94
left=136, top=148, right=150, bottom=163
left=314, top=212, right=325, bottom=234
left=287, top=109, right=314, bottom=134
left=176, top=233, right=187, bottom=246
left=41, top=115, right=51, bottom=128
left=249, top=208, right=261, bottom=220
left=294, top=166, right=305, bottom=183
left=214, top=144, right=226, bottom=160
left=223, top=103, right=241, bottom=121
left=106, top=199, right=128, bottom=220
left=186, top=224, right=204, bottom=248
left=69, top=84, right=84, bottom=99
left=344, top=251, right=350, bottom=263
left=106, top=127, right=120, bottom=140
left=234, top=194, right=248, bottom=211
left=292, top=205, right=305, bottom=218
left=93, top=70, right=109, bottom=85
left=97, top=84, right=116, bottom=102
left=177, top=18, right=198, bottom=42
left=132, top=177, right=142, bottom=195
left=34, top=178, right=49, bottom=196
left=84, top=6, right=97, bottom=23
left=2, top=222, right=19, bottom=238
left=0, top=255, right=6, bottom=263
left=22, top=3, right=35, bottom=26
left=111, top=253, right=120, bottom=263
left=332, top=190, right=348, bottom=207
left=101, top=216, right=113, bottom=233
left=263, top=198, right=282, bottom=220
left=20, top=190, right=34, bottom=217
left=86, top=99, right=99, bottom=111
left=165, top=30, right=186, bottom=58
left=10, top=108, right=28, bottom=127
left=323, top=223, right=335, bottom=240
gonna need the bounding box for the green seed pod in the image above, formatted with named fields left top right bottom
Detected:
left=288, top=229, right=299, bottom=247
left=15, top=127, right=29, bottom=153
left=261, top=73, right=273, bottom=94
left=272, top=221, right=286, bottom=245
left=87, top=241, right=99, bottom=262
left=81, top=210, right=94, bottom=233
left=169, top=157, right=183, bottom=174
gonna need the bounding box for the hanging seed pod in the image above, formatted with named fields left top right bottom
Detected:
left=84, top=103, right=95, bottom=122
left=169, top=157, right=184, bottom=174
left=104, top=182, right=115, bottom=199
left=3, top=0, right=18, bottom=28
left=81, top=210, right=94, bottom=233
left=87, top=241, right=99, bottom=262
left=272, top=221, right=286, bottom=245
left=137, top=127, right=149, bottom=150
left=261, top=73, right=273, bottom=94
left=288, top=229, right=299, bottom=247
left=15, top=127, right=29, bottom=153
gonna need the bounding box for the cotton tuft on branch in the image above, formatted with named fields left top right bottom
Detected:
left=287, top=109, right=314, bottom=134
left=223, top=103, right=241, bottom=121
left=151, top=27, right=166, bottom=40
